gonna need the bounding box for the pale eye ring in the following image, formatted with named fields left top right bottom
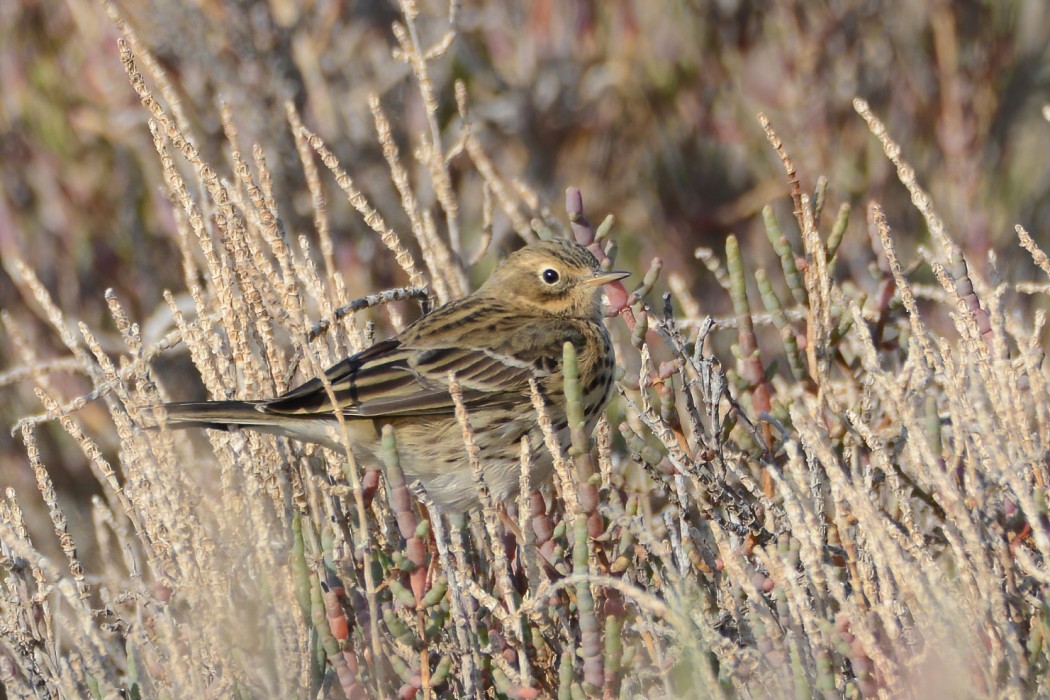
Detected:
left=541, top=268, right=560, bottom=285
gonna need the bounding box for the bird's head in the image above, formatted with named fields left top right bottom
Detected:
left=479, top=239, right=629, bottom=318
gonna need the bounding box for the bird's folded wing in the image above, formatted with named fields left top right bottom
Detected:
left=261, top=339, right=548, bottom=418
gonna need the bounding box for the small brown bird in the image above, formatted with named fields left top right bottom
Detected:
left=156, top=239, right=628, bottom=511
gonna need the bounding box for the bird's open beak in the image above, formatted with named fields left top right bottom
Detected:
left=584, top=270, right=630, bottom=287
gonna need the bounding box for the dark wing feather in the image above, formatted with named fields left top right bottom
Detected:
left=261, top=338, right=546, bottom=419
left=262, top=338, right=405, bottom=413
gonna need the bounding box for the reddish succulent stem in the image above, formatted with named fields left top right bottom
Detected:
left=566, top=187, right=634, bottom=325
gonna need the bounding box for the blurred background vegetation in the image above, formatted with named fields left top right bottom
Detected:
left=1, top=0, right=1049, bottom=569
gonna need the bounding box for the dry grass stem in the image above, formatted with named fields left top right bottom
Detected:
left=3, top=4, right=1049, bottom=698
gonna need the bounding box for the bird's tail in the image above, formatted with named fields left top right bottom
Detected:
left=145, top=399, right=345, bottom=450
left=149, top=400, right=271, bottom=431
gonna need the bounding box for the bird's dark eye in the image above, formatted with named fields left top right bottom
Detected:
left=541, top=268, right=560, bottom=285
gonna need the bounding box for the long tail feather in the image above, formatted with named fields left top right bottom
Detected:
left=153, top=400, right=268, bottom=430
left=148, top=400, right=345, bottom=449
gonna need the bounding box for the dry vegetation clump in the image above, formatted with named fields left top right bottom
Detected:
left=2, top=1, right=1050, bottom=698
